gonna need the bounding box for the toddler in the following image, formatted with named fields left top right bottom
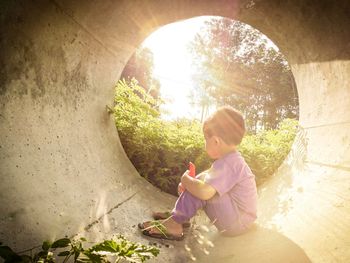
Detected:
left=139, top=106, right=257, bottom=240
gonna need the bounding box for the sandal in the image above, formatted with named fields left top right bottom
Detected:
left=152, top=211, right=191, bottom=228
left=138, top=221, right=184, bottom=241
left=142, top=228, right=184, bottom=241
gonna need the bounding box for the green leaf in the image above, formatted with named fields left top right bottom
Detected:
left=37, top=250, right=48, bottom=258
left=58, top=251, right=70, bottom=257
left=89, top=240, right=119, bottom=253
left=51, top=238, right=71, bottom=248
left=42, top=240, right=51, bottom=251
left=0, top=246, right=21, bottom=261
left=74, top=250, right=80, bottom=261
left=82, top=251, right=105, bottom=263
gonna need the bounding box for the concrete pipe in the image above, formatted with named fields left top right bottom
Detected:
left=1, top=0, right=349, bottom=262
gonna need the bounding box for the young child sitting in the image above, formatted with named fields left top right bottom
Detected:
left=139, top=106, right=257, bottom=240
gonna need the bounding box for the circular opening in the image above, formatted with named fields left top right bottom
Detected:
left=114, top=16, right=299, bottom=195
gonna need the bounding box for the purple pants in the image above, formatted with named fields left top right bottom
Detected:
left=171, top=190, right=253, bottom=236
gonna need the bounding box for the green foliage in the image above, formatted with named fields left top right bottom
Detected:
left=239, top=118, right=298, bottom=185
left=190, top=17, right=299, bottom=132
left=115, top=80, right=298, bottom=193
left=115, top=79, right=211, bottom=195
left=120, top=47, right=161, bottom=99
left=83, top=236, right=159, bottom=263
left=0, top=236, right=159, bottom=263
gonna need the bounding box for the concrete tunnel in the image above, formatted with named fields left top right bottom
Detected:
left=0, top=0, right=349, bottom=262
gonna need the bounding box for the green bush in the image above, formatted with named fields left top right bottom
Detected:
left=114, top=79, right=211, bottom=195
left=239, top=118, right=298, bottom=185
left=0, top=235, right=159, bottom=263
left=114, top=79, right=298, bottom=194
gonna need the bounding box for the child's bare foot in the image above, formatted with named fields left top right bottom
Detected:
left=152, top=211, right=171, bottom=220
left=152, top=211, right=191, bottom=228
left=139, top=217, right=184, bottom=241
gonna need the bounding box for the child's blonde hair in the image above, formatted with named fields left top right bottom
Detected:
left=203, top=106, right=245, bottom=145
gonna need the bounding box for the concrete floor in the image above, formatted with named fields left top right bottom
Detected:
left=1, top=0, right=349, bottom=262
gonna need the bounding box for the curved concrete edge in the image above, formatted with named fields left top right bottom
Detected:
left=0, top=0, right=175, bottom=248
left=1, top=0, right=350, bottom=262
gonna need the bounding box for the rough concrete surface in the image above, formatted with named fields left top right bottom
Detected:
left=0, top=0, right=349, bottom=262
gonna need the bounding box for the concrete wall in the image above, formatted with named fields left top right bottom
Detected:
left=0, top=0, right=349, bottom=262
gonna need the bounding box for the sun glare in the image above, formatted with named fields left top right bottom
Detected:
left=142, top=17, right=210, bottom=120
left=141, top=16, right=281, bottom=121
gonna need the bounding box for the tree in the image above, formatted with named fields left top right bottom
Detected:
left=121, top=47, right=161, bottom=99
left=189, top=18, right=298, bottom=132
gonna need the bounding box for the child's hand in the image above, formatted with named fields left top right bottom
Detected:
left=178, top=182, right=184, bottom=196
left=178, top=170, right=190, bottom=195
left=181, top=170, right=190, bottom=183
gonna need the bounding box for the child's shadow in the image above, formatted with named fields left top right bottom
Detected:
left=187, top=224, right=312, bottom=263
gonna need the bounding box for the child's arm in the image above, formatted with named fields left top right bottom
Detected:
left=181, top=171, right=216, bottom=201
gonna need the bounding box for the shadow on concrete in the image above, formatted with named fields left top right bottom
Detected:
left=190, top=225, right=312, bottom=263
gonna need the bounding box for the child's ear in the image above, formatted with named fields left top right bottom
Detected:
left=214, top=136, right=221, bottom=145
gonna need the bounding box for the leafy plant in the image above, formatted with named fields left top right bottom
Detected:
left=239, top=118, right=298, bottom=185
left=114, top=79, right=211, bottom=195
left=189, top=17, right=299, bottom=132
left=114, top=79, right=298, bottom=193
left=0, top=236, right=159, bottom=263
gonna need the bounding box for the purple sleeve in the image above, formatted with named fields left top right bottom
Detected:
left=204, top=158, right=241, bottom=196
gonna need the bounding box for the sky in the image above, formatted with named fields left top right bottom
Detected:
left=142, top=16, right=210, bottom=120
left=141, top=16, right=279, bottom=121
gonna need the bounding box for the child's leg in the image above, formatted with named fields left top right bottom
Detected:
left=139, top=191, right=205, bottom=240
left=203, top=194, right=248, bottom=235
left=171, top=190, right=206, bottom=224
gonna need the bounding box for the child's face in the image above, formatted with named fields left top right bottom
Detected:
left=204, top=134, right=221, bottom=159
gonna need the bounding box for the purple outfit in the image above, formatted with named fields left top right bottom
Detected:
left=171, top=151, right=257, bottom=235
